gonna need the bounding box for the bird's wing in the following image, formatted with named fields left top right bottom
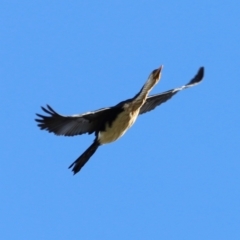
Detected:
left=139, top=67, right=204, bottom=115
left=35, top=105, right=111, bottom=136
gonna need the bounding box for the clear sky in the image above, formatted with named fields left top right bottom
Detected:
left=1, top=1, right=240, bottom=239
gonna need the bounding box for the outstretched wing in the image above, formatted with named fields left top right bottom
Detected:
left=35, top=105, right=111, bottom=136
left=139, top=67, right=204, bottom=114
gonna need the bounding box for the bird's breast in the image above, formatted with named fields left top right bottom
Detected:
left=98, top=109, right=139, bottom=144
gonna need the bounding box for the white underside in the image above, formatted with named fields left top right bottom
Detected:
left=97, top=71, right=159, bottom=145
left=98, top=109, right=139, bottom=144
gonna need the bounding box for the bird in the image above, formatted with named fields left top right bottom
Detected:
left=35, top=66, right=204, bottom=175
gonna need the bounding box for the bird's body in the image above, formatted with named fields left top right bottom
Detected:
left=98, top=109, right=139, bottom=144
left=36, top=66, right=204, bottom=175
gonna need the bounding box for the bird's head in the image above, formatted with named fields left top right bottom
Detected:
left=132, top=65, right=163, bottom=101
left=150, top=65, right=163, bottom=83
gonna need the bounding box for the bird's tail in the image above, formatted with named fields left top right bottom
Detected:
left=68, top=140, right=100, bottom=175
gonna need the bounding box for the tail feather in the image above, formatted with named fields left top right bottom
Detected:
left=69, top=140, right=100, bottom=175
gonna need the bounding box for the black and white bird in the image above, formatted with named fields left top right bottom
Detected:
left=35, top=66, right=204, bottom=175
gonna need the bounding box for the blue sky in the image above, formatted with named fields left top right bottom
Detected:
left=1, top=0, right=240, bottom=239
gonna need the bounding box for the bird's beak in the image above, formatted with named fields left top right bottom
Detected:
left=153, top=65, right=163, bottom=80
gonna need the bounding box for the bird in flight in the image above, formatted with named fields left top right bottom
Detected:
left=35, top=66, right=204, bottom=175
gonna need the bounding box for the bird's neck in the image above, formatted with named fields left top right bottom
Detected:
left=130, top=77, right=157, bottom=111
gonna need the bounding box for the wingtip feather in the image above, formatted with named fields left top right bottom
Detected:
left=188, top=66, right=204, bottom=86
